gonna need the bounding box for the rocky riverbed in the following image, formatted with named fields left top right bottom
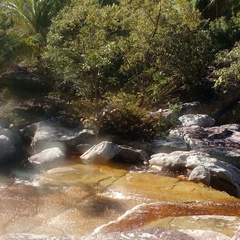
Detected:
left=0, top=101, right=240, bottom=239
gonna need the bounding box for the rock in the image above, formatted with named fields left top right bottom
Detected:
left=188, top=165, right=211, bottom=185
left=0, top=135, right=16, bottom=163
left=0, top=234, right=69, bottom=240
left=83, top=227, right=195, bottom=240
left=117, top=145, right=149, bottom=164
left=28, top=147, right=65, bottom=165
left=180, top=101, right=203, bottom=114
left=80, top=141, right=149, bottom=164
left=181, top=230, right=230, bottom=240
left=169, top=124, right=240, bottom=168
left=232, top=229, right=240, bottom=240
left=149, top=150, right=240, bottom=197
left=151, top=137, right=188, bottom=153
left=179, top=114, right=215, bottom=127
left=80, top=141, right=120, bottom=163
left=145, top=215, right=240, bottom=238
left=31, top=124, right=97, bottom=153
left=0, top=126, right=22, bottom=151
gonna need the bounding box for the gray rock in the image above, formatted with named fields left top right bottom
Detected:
left=80, top=141, right=149, bottom=165
left=181, top=230, right=230, bottom=240
left=149, top=150, right=240, bottom=197
left=28, top=147, right=65, bottom=165
left=31, top=124, right=96, bottom=153
left=151, top=137, right=188, bottom=153
left=179, top=114, right=215, bottom=127
left=117, top=145, right=149, bottom=164
left=188, top=165, right=211, bottom=185
left=83, top=227, right=195, bottom=240
left=0, top=126, right=22, bottom=151
left=168, top=124, right=240, bottom=168
left=80, top=141, right=120, bottom=163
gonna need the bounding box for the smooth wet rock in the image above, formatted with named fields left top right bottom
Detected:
left=149, top=150, right=240, bottom=197
left=179, top=114, right=215, bottom=127
left=28, top=147, right=65, bottom=165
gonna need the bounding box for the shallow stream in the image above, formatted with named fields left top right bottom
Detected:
left=0, top=157, right=239, bottom=239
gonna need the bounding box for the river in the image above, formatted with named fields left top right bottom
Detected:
left=0, top=156, right=239, bottom=239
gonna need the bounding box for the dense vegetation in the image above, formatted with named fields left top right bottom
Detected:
left=0, top=0, right=240, bottom=139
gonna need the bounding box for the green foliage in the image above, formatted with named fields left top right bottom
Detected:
left=213, top=42, right=240, bottom=92
left=97, top=92, right=170, bottom=141
left=44, top=0, right=212, bottom=104
left=209, top=15, right=240, bottom=51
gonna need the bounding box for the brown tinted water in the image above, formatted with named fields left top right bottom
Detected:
left=0, top=157, right=239, bottom=238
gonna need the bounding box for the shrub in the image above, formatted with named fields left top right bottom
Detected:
left=97, top=92, right=170, bottom=141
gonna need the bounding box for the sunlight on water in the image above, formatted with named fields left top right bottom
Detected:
left=0, top=158, right=239, bottom=239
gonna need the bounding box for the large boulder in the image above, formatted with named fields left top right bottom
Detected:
left=31, top=123, right=97, bottom=153
left=149, top=150, right=240, bottom=197
left=80, top=141, right=149, bottom=164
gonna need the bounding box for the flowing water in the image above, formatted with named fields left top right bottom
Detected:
left=0, top=157, right=239, bottom=239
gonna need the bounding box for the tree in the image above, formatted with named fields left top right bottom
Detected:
left=44, top=0, right=213, bottom=106
left=0, top=0, right=67, bottom=70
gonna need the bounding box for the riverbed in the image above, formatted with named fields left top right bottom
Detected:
left=0, top=157, right=239, bottom=239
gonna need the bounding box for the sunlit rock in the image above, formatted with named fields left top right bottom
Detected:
left=0, top=162, right=239, bottom=239
left=149, top=150, right=240, bottom=197
left=31, top=124, right=97, bottom=153
left=80, top=141, right=149, bottom=164
left=80, top=141, right=120, bottom=163
left=83, top=227, right=195, bottom=240
left=168, top=124, right=240, bottom=168
left=179, top=114, right=215, bottom=127
left=28, top=147, right=65, bottom=165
